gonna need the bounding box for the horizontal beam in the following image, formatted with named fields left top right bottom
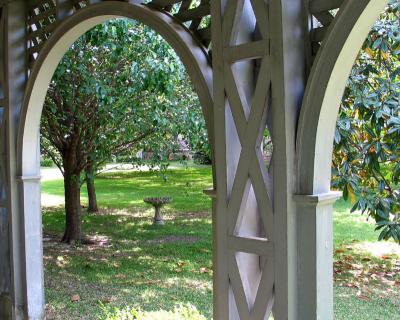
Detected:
left=294, top=191, right=342, bottom=206
left=147, top=0, right=182, bottom=9
left=228, top=235, right=274, bottom=256
left=203, top=188, right=217, bottom=198
left=16, top=175, right=42, bottom=182
left=310, top=0, right=344, bottom=14
left=223, top=40, right=268, bottom=62
left=313, top=11, right=334, bottom=26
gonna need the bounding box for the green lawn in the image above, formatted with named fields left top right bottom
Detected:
left=41, top=165, right=400, bottom=319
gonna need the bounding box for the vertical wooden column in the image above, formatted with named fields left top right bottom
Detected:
left=212, top=0, right=309, bottom=319
left=212, top=0, right=278, bottom=318
left=269, top=0, right=307, bottom=318
left=4, top=1, right=45, bottom=319
left=0, top=4, right=12, bottom=319
left=295, top=192, right=342, bottom=320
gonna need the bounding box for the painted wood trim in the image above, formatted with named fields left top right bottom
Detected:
left=293, top=191, right=342, bottom=206
left=223, top=40, right=269, bottom=62
left=203, top=188, right=217, bottom=198
left=16, top=175, right=42, bottom=182
left=310, top=0, right=344, bottom=14
left=227, top=235, right=274, bottom=257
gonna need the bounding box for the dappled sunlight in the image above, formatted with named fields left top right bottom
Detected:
left=42, top=167, right=213, bottom=212
left=353, top=242, right=400, bottom=257
left=42, top=193, right=65, bottom=207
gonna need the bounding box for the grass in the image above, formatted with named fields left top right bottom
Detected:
left=41, top=165, right=400, bottom=319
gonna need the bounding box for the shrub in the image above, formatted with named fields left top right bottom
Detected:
left=193, top=151, right=211, bottom=165
left=40, top=158, right=54, bottom=167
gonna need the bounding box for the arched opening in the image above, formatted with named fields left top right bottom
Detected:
left=296, top=0, right=399, bottom=318
left=17, top=2, right=214, bottom=318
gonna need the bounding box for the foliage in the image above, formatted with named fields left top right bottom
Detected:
left=40, top=18, right=208, bottom=240
left=40, top=158, right=54, bottom=167
left=41, top=18, right=205, bottom=176
left=333, top=1, right=400, bottom=243
left=100, top=304, right=206, bottom=320
left=193, top=151, right=212, bottom=165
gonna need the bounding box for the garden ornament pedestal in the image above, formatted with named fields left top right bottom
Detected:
left=143, top=197, right=172, bottom=225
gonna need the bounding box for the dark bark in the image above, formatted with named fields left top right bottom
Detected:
left=62, top=170, right=82, bottom=243
left=85, top=161, right=98, bottom=213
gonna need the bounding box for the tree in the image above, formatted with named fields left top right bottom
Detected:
left=333, top=0, right=400, bottom=243
left=41, top=19, right=204, bottom=243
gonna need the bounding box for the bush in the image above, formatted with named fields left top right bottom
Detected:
left=193, top=151, right=211, bottom=165
left=40, top=158, right=54, bottom=167
left=101, top=304, right=206, bottom=320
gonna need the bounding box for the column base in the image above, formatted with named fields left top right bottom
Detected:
left=0, top=293, right=12, bottom=319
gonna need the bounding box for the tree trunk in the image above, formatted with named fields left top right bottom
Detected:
left=62, top=172, right=82, bottom=243
left=85, top=161, right=98, bottom=213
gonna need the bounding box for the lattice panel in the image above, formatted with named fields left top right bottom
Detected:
left=27, top=0, right=58, bottom=65
left=148, top=0, right=212, bottom=49
left=221, top=0, right=274, bottom=317
left=26, top=0, right=212, bottom=69
left=309, top=0, right=344, bottom=57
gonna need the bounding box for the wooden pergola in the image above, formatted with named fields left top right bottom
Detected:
left=0, top=0, right=387, bottom=319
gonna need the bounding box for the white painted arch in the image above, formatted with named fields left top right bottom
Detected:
left=14, top=2, right=214, bottom=317
left=296, top=0, right=388, bottom=195
left=18, top=1, right=214, bottom=177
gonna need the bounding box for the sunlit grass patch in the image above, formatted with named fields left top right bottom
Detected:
left=42, top=166, right=400, bottom=319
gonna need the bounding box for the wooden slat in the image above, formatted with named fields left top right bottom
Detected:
left=148, top=0, right=182, bottom=9
left=28, top=6, right=56, bottom=25
left=228, top=235, right=273, bottom=256
left=174, top=3, right=210, bottom=22
left=196, top=26, right=211, bottom=41
left=310, top=26, right=328, bottom=43
left=0, top=199, right=6, bottom=208
left=28, top=0, right=55, bottom=9
left=27, top=21, right=58, bottom=40
left=223, top=40, right=268, bottom=62
left=196, top=25, right=212, bottom=47
left=313, top=11, right=334, bottom=26
left=310, top=0, right=344, bottom=14
left=28, top=41, right=46, bottom=56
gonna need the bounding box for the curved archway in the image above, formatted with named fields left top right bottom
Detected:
left=296, top=0, right=388, bottom=195
left=15, top=2, right=214, bottom=318
left=18, top=1, right=213, bottom=177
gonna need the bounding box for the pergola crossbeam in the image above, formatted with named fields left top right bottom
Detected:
left=309, top=0, right=344, bottom=14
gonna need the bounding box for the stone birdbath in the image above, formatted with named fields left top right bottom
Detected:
left=143, top=197, right=172, bottom=225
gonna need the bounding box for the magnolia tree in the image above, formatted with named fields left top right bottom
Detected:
left=333, top=0, right=400, bottom=243
left=41, top=19, right=206, bottom=243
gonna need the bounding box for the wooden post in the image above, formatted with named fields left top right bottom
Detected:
left=4, top=1, right=45, bottom=319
